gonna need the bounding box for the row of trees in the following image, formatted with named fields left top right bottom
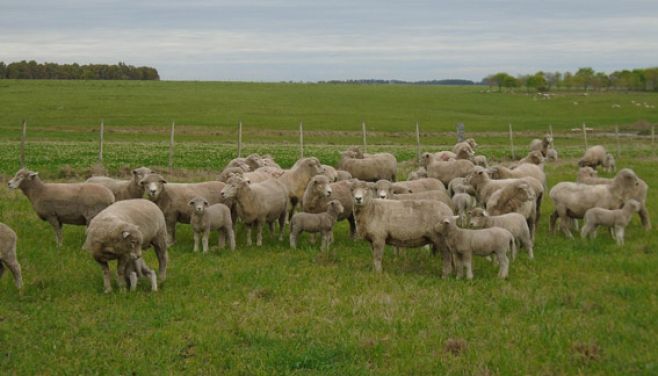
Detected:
left=483, top=67, right=658, bottom=93
left=0, top=61, right=159, bottom=80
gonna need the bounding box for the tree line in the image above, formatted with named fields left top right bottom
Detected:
left=483, top=67, right=658, bottom=93
left=0, top=61, right=159, bottom=80
left=319, top=79, right=475, bottom=85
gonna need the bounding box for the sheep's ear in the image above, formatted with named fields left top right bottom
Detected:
left=122, top=231, right=131, bottom=239
left=28, top=172, right=38, bottom=179
left=159, top=178, right=168, bottom=184
left=477, top=170, right=483, bottom=175
left=203, top=199, right=209, bottom=207
left=188, top=200, right=195, bottom=206
left=132, top=169, right=138, bottom=176
left=483, top=210, right=489, bottom=217
left=442, top=218, right=451, bottom=225
left=452, top=215, right=460, bottom=220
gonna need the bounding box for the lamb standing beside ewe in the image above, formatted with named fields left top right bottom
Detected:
left=188, top=197, right=235, bottom=253
left=0, top=223, right=22, bottom=290
left=86, top=166, right=152, bottom=201
left=83, top=199, right=168, bottom=293
left=302, top=175, right=356, bottom=238
left=8, top=168, right=115, bottom=247
left=290, top=200, right=344, bottom=251
left=277, top=157, right=324, bottom=218
left=581, top=200, right=641, bottom=246
left=469, top=208, right=533, bottom=259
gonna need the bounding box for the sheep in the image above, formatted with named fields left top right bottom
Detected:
left=119, top=255, right=157, bottom=292
left=471, top=155, right=488, bottom=167
left=321, top=165, right=338, bottom=182
left=277, top=157, right=324, bottom=218
left=603, top=153, right=616, bottom=173
left=225, top=158, right=251, bottom=172
left=580, top=200, right=641, bottom=245
left=336, top=170, right=353, bottom=181
left=86, top=166, right=152, bottom=201
left=578, top=145, right=611, bottom=170
left=391, top=190, right=455, bottom=210
left=218, top=167, right=280, bottom=184
left=290, top=200, right=344, bottom=251
left=350, top=181, right=454, bottom=277
left=576, top=167, right=651, bottom=230
left=517, top=150, right=545, bottom=166
left=549, top=168, right=641, bottom=238
left=485, top=181, right=538, bottom=240
left=8, top=168, right=115, bottom=247
left=529, top=134, right=553, bottom=157
left=373, top=178, right=446, bottom=199
left=468, top=208, right=533, bottom=259
left=188, top=197, right=235, bottom=253
left=338, top=150, right=397, bottom=182
left=453, top=143, right=475, bottom=160
left=0, top=223, right=22, bottom=290
left=448, top=177, right=475, bottom=197
left=452, top=193, right=476, bottom=226
left=302, top=175, right=356, bottom=237
left=546, top=148, right=558, bottom=162
left=221, top=174, right=288, bottom=246
left=83, top=199, right=168, bottom=293
left=433, top=216, right=514, bottom=279
left=407, top=167, right=427, bottom=180
left=421, top=152, right=475, bottom=186
left=140, top=173, right=226, bottom=245
left=434, top=151, right=457, bottom=161
left=487, top=163, right=546, bottom=188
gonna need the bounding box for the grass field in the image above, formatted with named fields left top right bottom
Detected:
left=0, top=80, right=657, bottom=374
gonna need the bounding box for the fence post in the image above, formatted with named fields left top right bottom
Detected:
left=169, top=120, right=175, bottom=174
left=508, top=123, right=515, bottom=159
left=415, top=121, right=421, bottom=164
left=98, top=119, right=104, bottom=162
left=615, top=126, right=621, bottom=158
left=299, top=121, right=304, bottom=159
left=361, top=121, right=367, bottom=153
left=237, top=120, right=243, bottom=157
left=582, top=123, right=588, bottom=150
left=456, top=123, right=465, bottom=142
left=19, top=120, right=27, bottom=168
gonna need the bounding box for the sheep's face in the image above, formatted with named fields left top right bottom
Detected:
left=421, top=152, right=433, bottom=167
left=140, top=174, right=167, bottom=200
left=115, top=225, right=144, bottom=259
left=434, top=217, right=456, bottom=234
left=466, top=138, right=478, bottom=150
left=8, top=168, right=38, bottom=189
left=221, top=175, right=245, bottom=200
left=468, top=215, right=486, bottom=228
left=615, top=169, right=640, bottom=188
left=132, top=167, right=152, bottom=184
left=485, top=167, right=500, bottom=179
left=351, top=183, right=372, bottom=206
left=189, top=197, right=209, bottom=215
left=527, top=151, right=544, bottom=165
left=468, top=167, right=487, bottom=186
left=321, top=165, right=338, bottom=182
left=625, top=199, right=641, bottom=212
left=375, top=180, right=392, bottom=199
left=305, top=158, right=324, bottom=176
left=328, top=200, right=345, bottom=215
left=309, top=176, right=332, bottom=197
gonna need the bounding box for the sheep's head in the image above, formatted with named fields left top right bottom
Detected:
left=217, top=167, right=244, bottom=182
left=8, top=168, right=38, bottom=189
left=604, top=153, right=616, bottom=168
left=139, top=174, right=167, bottom=200
left=525, top=151, right=544, bottom=165
left=467, top=208, right=488, bottom=228
left=321, top=165, right=338, bottom=182
left=420, top=152, right=433, bottom=167
left=221, top=174, right=246, bottom=200
left=466, top=138, right=478, bottom=150
left=543, top=134, right=553, bottom=146
left=351, top=181, right=372, bottom=206
left=434, top=216, right=459, bottom=234
left=614, top=168, right=640, bottom=188
left=328, top=200, right=344, bottom=215
left=578, top=167, right=597, bottom=180
left=115, top=223, right=144, bottom=259
left=624, top=199, right=641, bottom=213
left=346, top=146, right=365, bottom=158
left=132, top=167, right=152, bottom=183
left=485, top=167, right=500, bottom=179
left=188, top=196, right=209, bottom=215
left=298, top=157, right=323, bottom=176
left=467, top=167, right=487, bottom=186
left=245, top=154, right=264, bottom=171
left=309, top=175, right=332, bottom=198
left=375, top=179, right=393, bottom=199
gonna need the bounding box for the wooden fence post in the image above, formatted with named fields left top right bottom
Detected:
left=415, top=121, right=421, bottom=164
left=361, top=121, right=367, bottom=153
left=508, top=123, right=515, bottom=159
left=237, top=120, right=243, bottom=157
left=19, top=120, right=27, bottom=168
left=299, top=121, right=304, bottom=159
left=169, top=121, right=175, bottom=174
left=98, top=119, right=104, bottom=162
left=615, top=126, right=621, bottom=158
left=582, top=123, right=588, bottom=150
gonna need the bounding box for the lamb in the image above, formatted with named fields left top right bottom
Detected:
left=351, top=181, right=454, bottom=277
left=336, top=170, right=353, bottom=181
left=338, top=150, right=397, bottom=182
left=0, top=223, right=22, bottom=290
left=433, top=216, right=514, bottom=279
left=407, top=167, right=427, bottom=180
left=549, top=168, right=641, bottom=238
left=277, top=157, right=324, bottom=217
left=140, top=173, right=226, bottom=244
left=421, top=152, right=475, bottom=186
left=448, top=177, right=475, bottom=197
left=485, top=181, right=538, bottom=240
left=452, top=193, right=476, bottom=226
left=546, top=148, right=558, bottom=162
left=302, top=175, right=356, bottom=237
left=119, top=255, right=157, bottom=292
left=188, top=197, right=235, bottom=253
left=529, top=134, right=553, bottom=157
left=578, top=145, right=613, bottom=170
left=468, top=208, right=533, bottom=259
left=86, top=166, right=152, bottom=201
left=322, top=165, right=339, bottom=182
left=83, top=199, right=168, bottom=293
left=8, top=168, right=115, bottom=247
left=576, top=167, right=651, bottom=229
left=221, top=174, right=288, bottom=246
left=290, top=200, right=344, bottom=251
left=580, top=200, right=641, bottom=245
left=487, top=163, right=546, bottom=188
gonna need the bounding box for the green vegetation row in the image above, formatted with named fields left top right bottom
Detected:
left=0, top=61, right=159, bottom=80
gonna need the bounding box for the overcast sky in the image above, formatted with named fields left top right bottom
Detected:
left=1, top=1, right=657, bottom=81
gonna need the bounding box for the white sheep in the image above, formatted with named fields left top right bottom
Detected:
left=188, top=197, right=236, bottom=253
left=86, top=166, right=152, bottom=201
left=0, top=223, right=22, bottom=290
left=290, top=200, right=344, bottom=251
left=468, top=208, right=533, bottom=259
left=581, top=200, right=641, bottom=246
left=452, top=193, right=476, bottom=227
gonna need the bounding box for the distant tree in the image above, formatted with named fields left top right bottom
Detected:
left=644, top=67, right=658, bottom=91
left=562, top=71, right=574, bottom=90
left=592, top=72, right=610, bottom=90
left=0, top=61, right=6, bottom=79
left=574, top=67, right=595, bottom=91
left=544, top=71, right=561, bottom=91
left=526, top=72, right=548, bottom=92
left=0, top=60, right=159, bottom=80
left=488, top=72, right=518, bottom=92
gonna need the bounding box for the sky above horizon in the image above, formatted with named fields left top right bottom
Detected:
left=1, top=1, right=657, bottom=81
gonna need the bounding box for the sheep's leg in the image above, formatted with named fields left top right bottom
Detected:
left=288, top=199, right=298, bottom=222
left=98, top=260, right=112, bottom=293
left=193, top=231, right=200, bottom=253
left=0, top=262, right=4, bottom=279
left=463, top=253, right=473, bottom=280
left=639, top=207, right=651, bottom=230
left=5, top=260, right=23, bottom=290
left=226, top=226, right=236, bottom=251
left=347, top=215, right=357, bottom=239
left=320, top=232, right=327, bottom=252
left=371, top=240, right=385, bottom=273
left=218, top=228, right=226, bottom=249
left=440, top=248, right=454, bottom=279
left=165, top=219, right=176, bottom=245
left=129, top=271, right=138, bottom=292
left=246, top=225, right=253, bottom=246
left=556, top=209, right=574, bottom=238
left=549, top=211, right=558, bottom=234
left=256, top=221, right=263, bottom=246
left=455, top=253, right=464, bottom=279
left=580, top=222, right=593, bottom=239
left=268, top=221, right=276, bottom=238
left=202, top=229, right=210, bottom=254
left=47, top=217, right=63, bottom=248
left=153, top=234, right=169, bottom=283
left=115, top=257, right=129, bottom=290
left=278, top=212, right=286, bottom=241
left=497, top=250, right=509, bottom=279
left=148, top=269, right=158, bottom=292
left=289, top=226, right=299, bottom=249
left=523, top=237, right=534, bottom=260
left=615, top=226, right=625, bottom=246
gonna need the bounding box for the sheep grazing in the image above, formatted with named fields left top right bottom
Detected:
left=188, top=197, right=235, bottom=253
left=448, top=177, right=475, bottom=197
left=322, top=165, right=339, bottom=182
left=549, top=168, right=641, bottom=238
left=0, top=223, right=23, bottom=290
left=83, top=199, right=169, bottom=293
left=452, top=193, right=476, bottom=226
left=119, top=255, right=157, bottom=292
left=578, top=145, right=613, bottom=170
left=529, top=134, right=553, bottom=157
left=86, top=166, right=152, bottom=201
left=469, top=208, right=533, bottom=259
left=140, top=173, right=226, bottom=245
left=221, top=174, right=288, bottom=246
left=277, top=157, right=324, bottom=217
left=487, top=163, right=546, bottom=188
left=350, top=181, right=454, bottom=277
left=407, top=167, right=428, bottom=180
left=421, top=152, right=475, bottom=186
left=290, top=200, right=344, bottom=251
left=336, top=170, right=353, bottom=181
left=433, top=216, right=514, bottom=279
left=338, top=149, right=397, bottom=182
left=302, top=175, right=356, bottom=238
left=546, top=148, right=558, bottom=162
left=581, top=200, right=641, bottom=246
left=8, top=168, right=115, bottom=247
left=486, top=181, right=538, bottom=240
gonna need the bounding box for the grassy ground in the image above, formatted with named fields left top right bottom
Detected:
left=0, top=81, right=657, bottom=374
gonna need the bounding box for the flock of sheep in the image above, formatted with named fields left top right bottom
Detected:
left=0, top=135, right=650, bottom=292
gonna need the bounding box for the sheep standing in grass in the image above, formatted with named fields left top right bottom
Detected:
left=452, top=193, right=476, bottom=226
left=486, top=181, right=537, bottom=239
left=529, top=134, right=553, bottom=157
left=277, top=157, right=324, bottom=218
left=578, top=145, right=612, bottom=170
left=0, top=223, right=22, bottom=290
left=119, top=255, right=157, bottom=292
left=302, top=175, right=356, bottom=238
left=8, top=168, right=115, bottom=247
left=421, top=152, right=475, bottom=186
left=290, top=200, right=344, bottom=251
left=86, top=167, right=152, bottom=201
left=546, top=148, right=558, bottom=162
left=581, top=200, right=641, bottom=246
left=188, top=197, right=235, bottom=253
left=338, top=149, right=397, bottom=182
left=469, top=208, right=533, bottom=259
left=433, top=216, right=514, bottom=280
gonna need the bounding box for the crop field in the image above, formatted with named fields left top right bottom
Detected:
left=0, top=80, right=657, bottom=374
